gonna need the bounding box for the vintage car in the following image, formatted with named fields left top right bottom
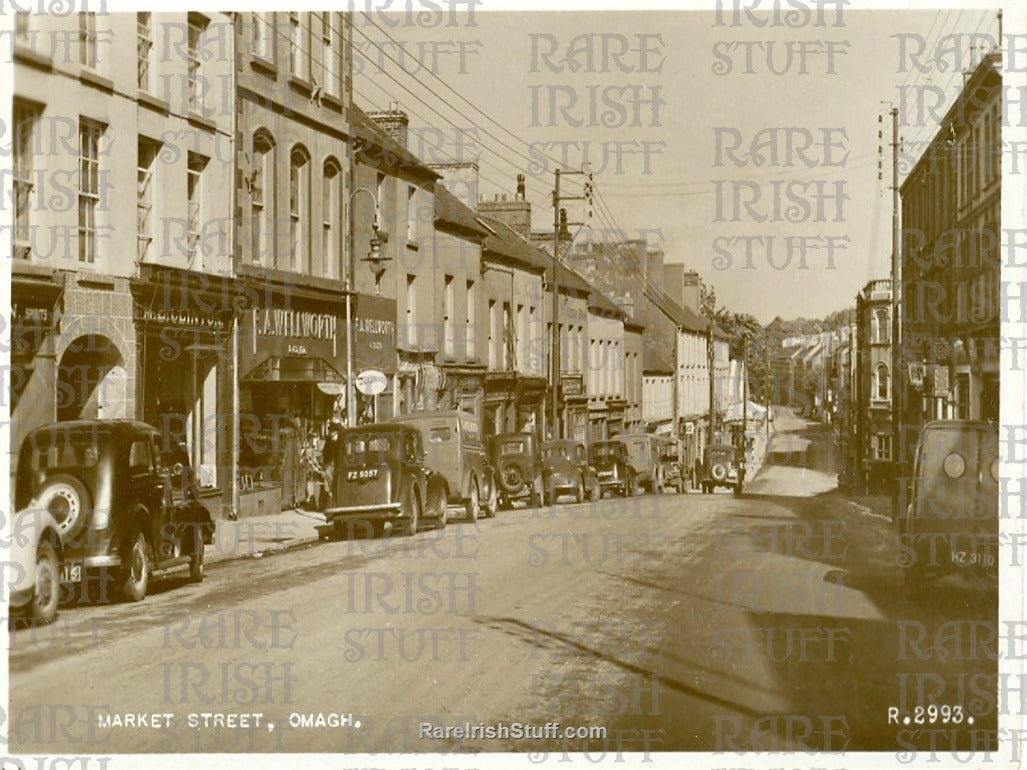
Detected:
left=619, top=434, right=664, bottom=493
left=542, top=440, right=601, bottom=504
left=399, top=410, right=497, bottom=521
left=901, top=420, right=998, bottom=593
left=700, top=443, right=745, bottom=495
left=589, top=440, right=639, bottom=497
left=14, top=420, right=214, bottom=604
left=8, top=506, right=64, bottom=625
left=488, top=433, right=544, bottom=509
left=655, top=436, right=686, bottom=494
left=323, top=423, right=447, bottom=537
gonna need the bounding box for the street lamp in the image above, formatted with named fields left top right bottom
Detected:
left=344, top=187, right=390, bottom=428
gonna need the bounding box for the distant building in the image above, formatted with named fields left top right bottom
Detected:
left=854, top=279, right=893, bottom=493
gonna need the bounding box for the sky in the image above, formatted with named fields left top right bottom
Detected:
left=352, top=3, right=1004, bottom=323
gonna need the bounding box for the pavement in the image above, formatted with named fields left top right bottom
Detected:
left=205, top=507, right=327, bottom=566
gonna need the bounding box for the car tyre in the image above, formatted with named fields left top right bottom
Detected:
left=30, top=540, right=60, bottom=625
left=588, top=479, right=601, bottom=502
left=432, top=485, right=448, bottom=530
left=188, top=540, right=204, bottom=582
left=530, top=477, right=544, bottom=508
left=404, top=493, right=420, bottom=537
left=35, top=474, right=91, bottom=540
left=485, top=481, right=498, bottom=518
left=574, top=477, right=584, bottom=504
left=465, top=479, right=480, bottom=522
left=118, top=529, right=151, bottom=603
left=711, top=463, right=728, bottom=483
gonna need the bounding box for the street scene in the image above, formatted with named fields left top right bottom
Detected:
left=7, top=408, right=999, bottom=754
left=4, top=1, right=1019, bottom=766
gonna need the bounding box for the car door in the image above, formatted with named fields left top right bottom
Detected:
left=126, top=432, right=165, bottom=561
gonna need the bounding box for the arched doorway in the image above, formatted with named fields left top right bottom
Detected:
left=56, top=335, right=127, bottom=422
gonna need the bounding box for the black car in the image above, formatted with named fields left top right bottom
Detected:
left=589, top=440, right=639, bottom=497
left=322, top=423, right=447, bottom=537
left=700, top=443, right=745, bottom=495
left=14, top=420, right=214, bottom=604
left=542, top=440, right=601, bottom=504
left=488, top=433, right=544, bottom=509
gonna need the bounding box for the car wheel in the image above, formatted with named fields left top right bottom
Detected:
left=404, top=493, right=420, bottom=537
left=30, top=540, right=60, bottom=625
left=574, top=477, right=584, bottom=504
left=589, top=479, right=601, bottom=502
left=711, top=463, right=728, bottom=483
left=118, top=529, right=151, bottom=603
left=465, top=480, right=480, bottom=522
left=35, top=474, right=91, bottom=540
left=188, top=540, right=204, bottom=583
left=432, top=486, right=448, bottom=530
left=485, top=481, right=498, bottom=518
left=530, top=478, right=543, bottom=508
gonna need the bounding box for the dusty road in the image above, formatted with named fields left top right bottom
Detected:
left=8, top=408, right=997, bottom=756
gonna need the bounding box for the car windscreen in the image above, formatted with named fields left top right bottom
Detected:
left=544, top=445, right=572, bottom=461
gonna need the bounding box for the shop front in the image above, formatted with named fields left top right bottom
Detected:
left=515, top=375, right=547, bottom=437
left=238, top=281, right=348, bottom=514
left=133, top=266, right=237, bottom=518
left=483, top=371, right=517, bottom=437
left=561, top=373, right=588, bottom=443
left=10, top=267, right=63, bottom=501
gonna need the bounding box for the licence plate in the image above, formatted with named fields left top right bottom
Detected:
left=950, top=548, right=996, bottom=568
left=347, top=469, right=378, bottom=480
left=60, top=563, right=81, bottom=583
left=598, top=470, right=613, bottom=477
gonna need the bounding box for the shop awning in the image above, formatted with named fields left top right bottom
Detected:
left=241, top=356, right=345, bottom=383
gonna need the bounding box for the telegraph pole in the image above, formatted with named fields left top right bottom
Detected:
left=707, top=319, right=716, bottom=444
left=889, top=106, right=903, bottom=518
left=550, top=166, right=588, bottom=441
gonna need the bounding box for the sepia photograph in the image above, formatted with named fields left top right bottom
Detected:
left=2, top=0, right=1024, bottom=767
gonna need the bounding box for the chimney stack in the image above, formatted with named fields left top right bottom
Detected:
left=367, top=101, right=409, bottom=150
left=479, top=174, right=532, bottom=240
left=516, top=173, right=526, bottom=200
left=681, top=270, right=701, bottom=315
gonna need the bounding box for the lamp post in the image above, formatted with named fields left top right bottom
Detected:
left=344, top=187, right=388, bottom=428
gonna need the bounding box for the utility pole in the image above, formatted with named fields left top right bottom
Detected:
left=550, top=168, right=561, bottom=441
left=672, top=325, right=681, bottom=467
left=707, top=319, right=716, bottom=444
left=889, top=106, right=903, bottom=519
left=742, top=334, right=748, bottom=452
left=550, top=166, right=588, bottom=442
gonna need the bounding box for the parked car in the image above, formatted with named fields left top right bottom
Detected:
left=14, top=420, right=214, bottom=605
left=699, top=443, right=745, bottom=495
left=901, top=420, right=998, bottom=593
left=323, top=423, right=447, bottom=537
left=399, top=410, right=497, bottom=521
left=618, top=434, right=664, bottom=493
left=590, top=440, right=639, bottom=497
left=655, top=436, right=686, bottom=493
left=542, top=440, right=601, bottom=504
left=8, top=506, right=64, bottom=625
left=488, top=433, right=544, bottom=509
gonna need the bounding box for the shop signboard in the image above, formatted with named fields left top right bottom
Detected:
left=239, top=297, right=346, bottom=380
left=356, top=369, right=388, bottom=395
left=353, top=294, right=398, bottom=374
